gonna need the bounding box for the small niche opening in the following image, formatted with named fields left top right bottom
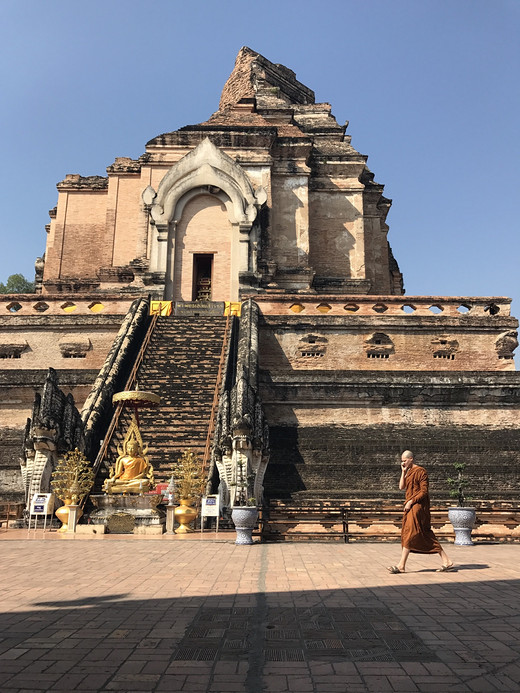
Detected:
left=401, top=304, right=416, bottom=314
left=485, top=303, right=500, bottom=316
left=193, top=254, right=213, bottom=301
left=6, top=302, right=22, bottom=313
left=428, top=305, right=443, bottom=314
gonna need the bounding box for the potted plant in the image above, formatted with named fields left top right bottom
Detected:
left=230, top=459, right=258, bottom=545
left=170, top=450, right=205, bottom=533
left=447, top=461, right=476, bottom=545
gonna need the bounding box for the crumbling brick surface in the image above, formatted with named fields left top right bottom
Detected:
left=218, top=47, right=258, bottom=111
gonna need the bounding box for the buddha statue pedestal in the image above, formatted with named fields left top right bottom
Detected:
left=90, top=411, right=165, bottom=533
left=89, top=494, right=165, bottom=534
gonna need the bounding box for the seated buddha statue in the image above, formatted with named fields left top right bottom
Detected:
left=103, top=439, right=155, bottom=494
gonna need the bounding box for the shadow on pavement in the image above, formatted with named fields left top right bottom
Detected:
left=1, top=576, right=519, bottom=692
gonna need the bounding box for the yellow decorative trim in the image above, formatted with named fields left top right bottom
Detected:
left=316, top=303, right=332, bottom=313
left=88, top=302, right=105, bottom=313
left=61, top=302, right=77, bottom=313
left=289, top=303, right=305, bottom=313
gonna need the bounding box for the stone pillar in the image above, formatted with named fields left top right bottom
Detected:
left=66, top=505, right=80, bottom=533
left=165, top=505, right=176, bottom=534
left=150, top=223, right=169, bottom=274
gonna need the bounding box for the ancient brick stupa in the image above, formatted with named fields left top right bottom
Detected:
left=1, top=47, right=519, bottom=538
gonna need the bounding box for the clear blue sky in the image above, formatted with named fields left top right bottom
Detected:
left=1, top=0, right=519, bottom=309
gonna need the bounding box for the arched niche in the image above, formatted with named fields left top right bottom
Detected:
left=169, top=193, right=233, bottom=302
left=143, top=138, right=266, bottom=300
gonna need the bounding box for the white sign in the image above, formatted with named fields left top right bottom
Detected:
left=30, top=493, right=54, bottom=515
left=201, top=495, right=219, bottom=517
left=200, top=495, right=220, bottom=534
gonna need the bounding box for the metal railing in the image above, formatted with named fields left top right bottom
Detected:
left=88, top=311, right=159, bottom=487
left=201, top=312, right=231, bottom=481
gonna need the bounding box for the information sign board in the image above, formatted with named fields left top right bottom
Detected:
left=30, top=493, right=54, bottom=515
left=201, top=495, right=219, bottom=517
left=201, top=495, right=220, bottom=533
left=28, top=493, right=55, bottom=532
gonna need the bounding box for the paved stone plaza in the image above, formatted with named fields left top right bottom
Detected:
left=1, top=534, right=519, bottom=692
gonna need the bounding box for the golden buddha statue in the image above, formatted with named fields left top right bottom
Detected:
left=103, top=424, right=154, bottom=494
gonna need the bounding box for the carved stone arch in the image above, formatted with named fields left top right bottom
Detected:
left=145, top=138, right=263, bottom=225
left=143, top=138, right=266, bottom=298
left=173, top=186, right=236, bottom=226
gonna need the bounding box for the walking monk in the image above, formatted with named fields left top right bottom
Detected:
left=387, top=450, right=454, bottom=573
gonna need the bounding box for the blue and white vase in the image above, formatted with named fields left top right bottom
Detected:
left=448, top=507, right=476, bottom=546
left=231, top=506, right=259, bottom=545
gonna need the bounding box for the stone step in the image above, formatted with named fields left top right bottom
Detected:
left=105, top=314, right=228, bottom=486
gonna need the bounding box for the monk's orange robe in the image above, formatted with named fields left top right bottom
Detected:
left=401, top=465, right=441, bottom=554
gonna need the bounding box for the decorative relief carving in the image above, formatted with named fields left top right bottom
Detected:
left=298, top=334, right=327, bottom=358
left=0, top=339, right=27, bottom=359
left=143, top=138, right=266, bottom=282
left=145, top=138, right=265, bottom=228
left=495, top=331, right=518, bottom=360
left=212, top=300, right=269, bottom=508
left=58, top=335, right=91, bottom=359
left=365, top=333, right=394, bottom=359
left=21, top=368, right=85, bottom=506
left=431, top=336, right=459, bottom=360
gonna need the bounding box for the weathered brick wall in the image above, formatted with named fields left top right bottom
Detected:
left=270, top=175, right=309, bottom=267
left=265, top=425, right=520, bottom=502
left=308, top=190, right=365, bottom=279
left=110, top=175, right=150, bottom=266
left=219, top=48, right=257, bottom=111
left=45, top=189, right=110, bottom=282
left=260, top=326, right=514, bottom=372
left=260, top=369, right=520, bottom=432
left=0, top=427, right=25, bottom=501
left=0, top=314, right=126, bottom=375
left=257, top=305, right=517, bottom=372
left=0, top=368, right=99, bottom=427
left=363, top=213, right=392, bottom=294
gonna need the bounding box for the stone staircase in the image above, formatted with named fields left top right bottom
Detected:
left=105, top=315, right=228, bottom=486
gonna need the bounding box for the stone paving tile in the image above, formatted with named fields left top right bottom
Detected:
left=0, top=537, right=520, bottom=691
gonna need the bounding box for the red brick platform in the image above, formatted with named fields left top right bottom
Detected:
left=0, top=533, right=519, bottom=692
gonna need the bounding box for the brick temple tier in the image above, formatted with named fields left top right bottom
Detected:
left=1, top=47, right=519, bottom=539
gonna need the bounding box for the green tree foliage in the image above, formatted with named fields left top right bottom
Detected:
left=0, top=273, right=35, bottom=294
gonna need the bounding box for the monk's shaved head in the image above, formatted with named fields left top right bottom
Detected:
left=402, top=450, right=414, bottom=459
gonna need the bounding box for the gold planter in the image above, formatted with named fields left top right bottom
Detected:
left=174, top=498, right=198, bottom=533
left=55, top=499, right=83, bottom=532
